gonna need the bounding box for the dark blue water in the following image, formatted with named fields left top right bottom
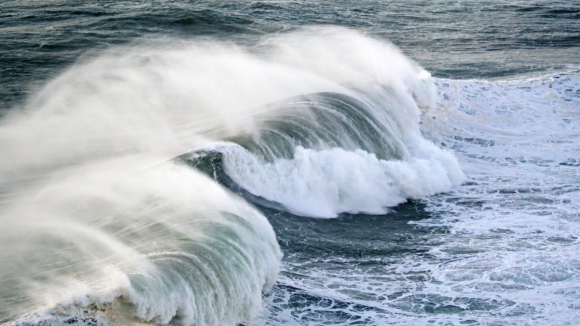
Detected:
left=2, top=0, right=579, bottom=111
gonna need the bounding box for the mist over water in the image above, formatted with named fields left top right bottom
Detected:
left=0, top=28, right=464, bottom=325
left=1, top=1, right=579, bottom=325
left=1, top=160, right=282, bottom=326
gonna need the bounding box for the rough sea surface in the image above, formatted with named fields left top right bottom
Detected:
left=1, top=1, right=579, bottom=325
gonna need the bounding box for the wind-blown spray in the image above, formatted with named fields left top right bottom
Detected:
left=0, top=27, right=463, bottom=325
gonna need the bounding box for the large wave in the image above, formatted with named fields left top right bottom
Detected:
left=0, top=27, right=463, bottom=325
left=1, top=161, right=281, bottom=326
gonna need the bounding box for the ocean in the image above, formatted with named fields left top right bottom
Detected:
left=0, top=1, right=579, bottom=325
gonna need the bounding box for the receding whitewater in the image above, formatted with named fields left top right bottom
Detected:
left=1, top=2, right=580, bottom=326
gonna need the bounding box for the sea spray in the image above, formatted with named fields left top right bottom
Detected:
left=217, top=28, right=464, bottom=217
left=0, top=26, right=464, bottom=325
left=1, top=159, right=282, bottom=325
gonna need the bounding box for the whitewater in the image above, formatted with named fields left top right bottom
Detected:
left=1, top=2, right=579, bottom=325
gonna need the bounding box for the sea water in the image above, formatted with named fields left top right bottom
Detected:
left=0, top=1, right=579, bottom=325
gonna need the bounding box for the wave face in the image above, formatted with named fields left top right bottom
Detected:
left=0, top=27, right=464, bottom=325
left=1, top=161, right=281, bottom=326
left=206, top=28, right=464, bottom=217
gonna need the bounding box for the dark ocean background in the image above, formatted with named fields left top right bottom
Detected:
left=3, top=0, right=579, bottom=110
left=1, top=1, right=579, bottom=325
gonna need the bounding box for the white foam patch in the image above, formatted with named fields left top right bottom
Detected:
left=221, top=143, right=463, bottom=218
left=411, top=71, right=580, bottom=324
left=253, top=71, right=580, bottom=326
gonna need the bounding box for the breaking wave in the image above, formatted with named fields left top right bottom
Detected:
left=0, top=27, right=463, bottom=325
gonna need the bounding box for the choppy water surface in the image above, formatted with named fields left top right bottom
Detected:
left=0, top=1, right=579, bottom=325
